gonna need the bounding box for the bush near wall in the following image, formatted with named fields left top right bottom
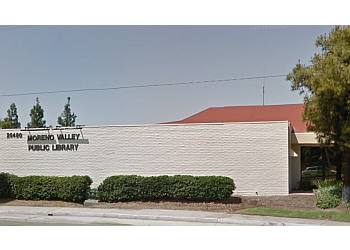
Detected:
left=0, top=173, right=92, bottom=203
left=97, top=175, right=235, bottom=202
left=0, top=173, right=16, bottom=199
left=315, top=179, right=343, bottom=209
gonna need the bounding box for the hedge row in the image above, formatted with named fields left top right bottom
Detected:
left=0, top=173, right=92, bottom=203
left=97, top=175, right=235, bottom=202
left=1, top=173, right=235, bottom=203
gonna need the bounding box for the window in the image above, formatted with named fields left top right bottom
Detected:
left=300, top=147, right=336, bottom=189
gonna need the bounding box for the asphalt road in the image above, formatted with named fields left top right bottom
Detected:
left=0, top=219, right=126, bottom=226
left=1, top=205, right=350, bottom=226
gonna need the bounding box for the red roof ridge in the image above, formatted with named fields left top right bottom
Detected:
left=210, top=103, right=304, bottom=109
left=164, top=103, right=307, bottom=132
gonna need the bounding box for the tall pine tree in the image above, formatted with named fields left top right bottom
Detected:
left=57, top=97, right=77, bottom=127
left=1, top=103, right=21, bottom=129
left=27, top=97, right=46, bottom=128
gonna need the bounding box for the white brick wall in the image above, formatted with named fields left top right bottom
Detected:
left=0, top=121, right=290, bottom=196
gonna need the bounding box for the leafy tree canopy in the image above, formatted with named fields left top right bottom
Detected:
left=287, top=26, right=350, bottom=201
left=287, top=26, right=350, bottom=148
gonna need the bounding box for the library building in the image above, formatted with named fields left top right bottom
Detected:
left=0, top=103, right=332, bottom=196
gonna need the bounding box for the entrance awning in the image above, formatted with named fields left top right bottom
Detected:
left=292, top=132, right=319, bottom=146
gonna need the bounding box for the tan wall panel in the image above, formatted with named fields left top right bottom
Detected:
left=0, top=122, right=289, bottom=196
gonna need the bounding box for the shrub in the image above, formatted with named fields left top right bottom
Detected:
left=0, top=172, right=16, bottom=199
left=315, top=179, right=343, bottom=209
left=0, top=173, right=92, bottom=203
left=87, top=188, right=98, bottom=200
left=97, top=175, right=235, bottom=202
left=98, top=175, right=144, bottom=201
left=56, top=175, right=93, bottom=202
left=316, top=179, right=341, bottom=189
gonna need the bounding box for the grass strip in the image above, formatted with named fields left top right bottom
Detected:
left=241, top=207, right=350, bottom=222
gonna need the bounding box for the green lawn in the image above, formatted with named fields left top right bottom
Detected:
left=241, top=207, right=350, bottom=222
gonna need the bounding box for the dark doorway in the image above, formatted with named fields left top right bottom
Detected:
left=300, top=146, right=337, bottom=190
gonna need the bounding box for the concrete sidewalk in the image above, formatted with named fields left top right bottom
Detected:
left=0, top=205, right=349, bottom=226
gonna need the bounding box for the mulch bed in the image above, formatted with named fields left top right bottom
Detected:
left=0, top=194, right=319, bottom=214
left=0, top=199, right=83, bottom=208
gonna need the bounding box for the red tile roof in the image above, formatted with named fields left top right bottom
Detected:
left=165, top=103, right=307, bottom=133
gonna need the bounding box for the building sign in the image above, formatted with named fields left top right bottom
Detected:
left=6, top=129, right=89, bottom=152
left=7, top=132, right=23, bottom=139
left=28, top=143, right=79, bottom=152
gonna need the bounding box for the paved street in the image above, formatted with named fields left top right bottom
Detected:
left=0, top=205, right=349, bottom=226
left=0, top=219, right=126, bottom=226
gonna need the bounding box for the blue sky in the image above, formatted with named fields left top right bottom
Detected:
left=0, top=26, right=332, bottom=126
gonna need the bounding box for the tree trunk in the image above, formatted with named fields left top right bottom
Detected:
left=322, top=147, right=326, bottom=180
left=336, top=151, right=343, bottom=181
left=342, top=148, right=350, bottom=202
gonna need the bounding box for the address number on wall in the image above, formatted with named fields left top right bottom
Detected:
left=7, top=132, right=23, bottom=139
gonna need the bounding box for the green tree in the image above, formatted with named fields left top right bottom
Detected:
left=57, top=97, right=77, bottom=127
left=1, top=103, right=21, bottom=129
left=27, top=97, right=46, bottom=128
left=287, top=26, right=350, bottom=202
